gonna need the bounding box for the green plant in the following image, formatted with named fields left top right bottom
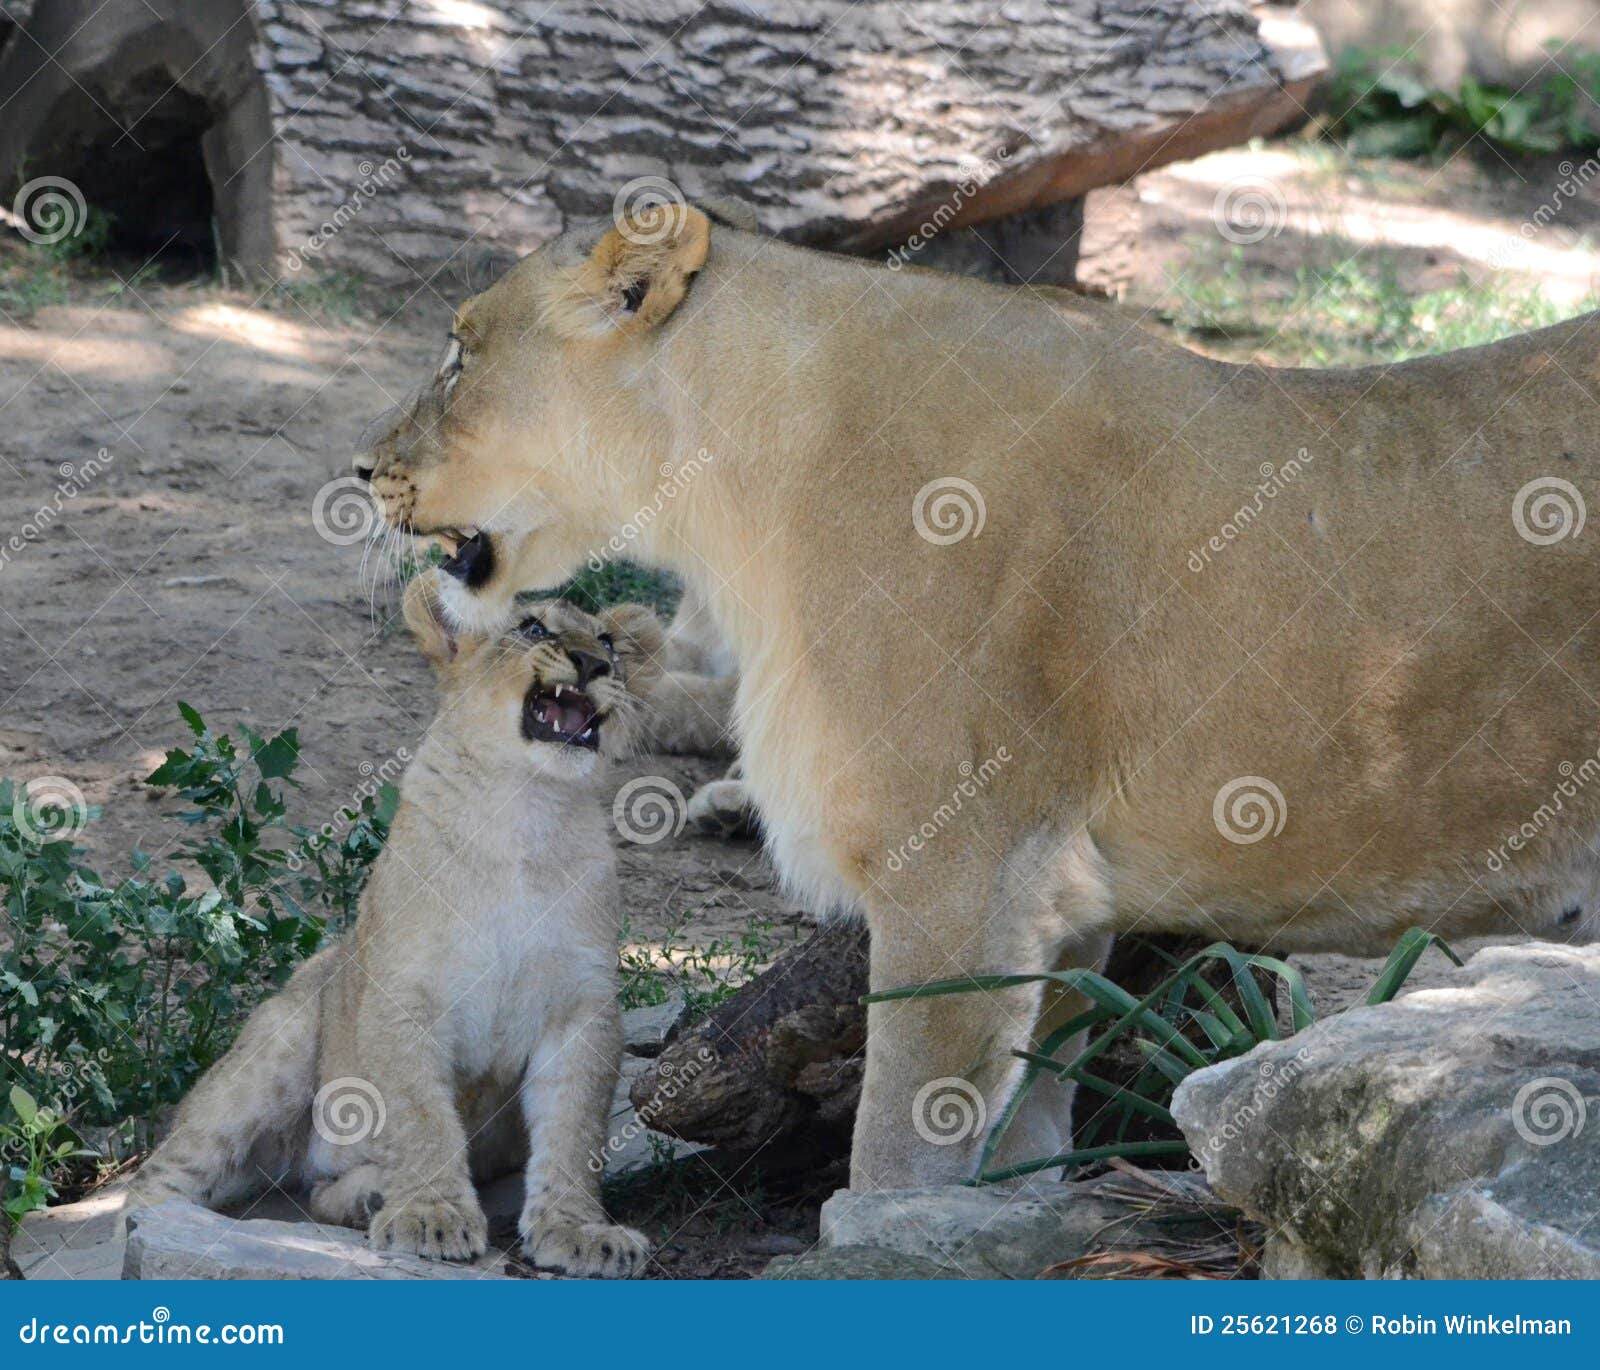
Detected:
left=1322, top=44, right=1600, bottom=158
left=865, top=927, right=1460, bottom=1184
left=0, top=707, right=395, bottom=1158
left=618, top=908, right=792, bottom=1015
left=1, top=1086, right=92, bottom=1227
left=1167, top=245, right=1599, bottom=367
left=556, top=560, right=681, bottom=617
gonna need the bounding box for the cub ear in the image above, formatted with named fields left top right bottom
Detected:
left=544, top=203, right=710, bottom=340
left=402, top=572, right=463, bottom=668
left=599, top=602, right=666, bottom=671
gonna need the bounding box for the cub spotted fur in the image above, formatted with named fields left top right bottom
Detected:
left=126, top=575, right=662, bottom=1275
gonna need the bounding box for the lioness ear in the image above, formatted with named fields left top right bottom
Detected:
left=402, top=573, right=461, bottom=668
left=599, top=603, right=666, bottom=670
left=545, top=205, right=710, bottom=340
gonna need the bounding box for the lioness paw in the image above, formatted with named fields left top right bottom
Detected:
left=521, top=1218, right=650, bottom=1278
left=370, top=1193, right=487, bottom=1262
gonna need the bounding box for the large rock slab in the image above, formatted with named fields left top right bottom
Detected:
left=761, top=1244, right=956, bottom=1280
left=1173, top=942, right=1600, bottom=1279
left=819, top=1172, right=1242, bottom=1279
left=122, top=1201, right=514, bottom=1281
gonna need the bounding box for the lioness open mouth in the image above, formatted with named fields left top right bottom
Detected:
left=522, top=682, right=602, bottom=750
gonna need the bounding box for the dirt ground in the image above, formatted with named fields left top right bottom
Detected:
left=3, top=137, right=1595, bottom=1275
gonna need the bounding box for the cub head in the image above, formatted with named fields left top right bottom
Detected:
left=357, top=197, right=718, bottom=591
left=403, top=571, right=664, bottom=774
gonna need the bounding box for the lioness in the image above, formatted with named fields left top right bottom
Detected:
left=359, top=199, right=1600, bottom=1190
left=127, top=574, right=659, bottom=1275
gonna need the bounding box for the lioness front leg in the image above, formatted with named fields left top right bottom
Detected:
left=354, top=1003, right=487, bottom=1262
left=850, top=845, right=1101, bottom=1191
left=517, top=994, right=649, bottom=1278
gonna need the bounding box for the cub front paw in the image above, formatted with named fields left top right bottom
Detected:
left=521, top=1217, right=650, bottom=1278
left=370, top=1193, right=487, bottom=1262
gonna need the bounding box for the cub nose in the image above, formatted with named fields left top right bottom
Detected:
left=440, top=531, right=495, bottom=589
left=571, top=648, right=612, bottom=687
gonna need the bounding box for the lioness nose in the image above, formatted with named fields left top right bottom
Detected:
left=571, top=649, right=612, bottom=687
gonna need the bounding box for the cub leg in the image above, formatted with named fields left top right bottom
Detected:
left=685, top=761, right=759, bottom=838
left=642, top=670, right=738, bottom=758
left=517, top=992, right=650, bottom=1278
left=356, top=1000, right=487, bottom=1262
left=124, top=947, right=333, bottom=1220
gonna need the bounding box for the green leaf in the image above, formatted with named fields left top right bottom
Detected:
left=1366, top=927, right=1462, bottom=1005
left=8, top=1085, right=38, bottom=1125
left=250, top=731, right=300, bottom=781
left=177, top=702, right=206, bottom=736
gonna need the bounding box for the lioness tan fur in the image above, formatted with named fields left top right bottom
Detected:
left=360, top=200, right=1600, bottom=1190
left=127, top=576, right=662, bottom=1274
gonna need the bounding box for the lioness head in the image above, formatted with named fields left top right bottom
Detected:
left=357, top=200, right=716, bottom=595
left=403, top=571, right=664, bottom=772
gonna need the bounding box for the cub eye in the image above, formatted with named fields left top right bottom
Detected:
left=516, top=617, right=550, bottom=640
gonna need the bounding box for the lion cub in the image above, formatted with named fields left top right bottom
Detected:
left=126, top=573, right=662, bottom=1277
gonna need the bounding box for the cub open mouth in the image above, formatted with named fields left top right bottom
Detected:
left=522, top=683, right=602, bottom=750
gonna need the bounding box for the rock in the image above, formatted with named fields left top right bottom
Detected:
left=14, top=1184, right=129, bottom=1281
left=819, top=1173, right=1237, bottom=1279
left=122, top=1200, right=515, bottom=1280
left=621, top=996, right=686, bottom=1057
left=1172, top=942, right=1600, bottom=1280
left=0, top=1, right=1324, bottom=283
left=760, top=1244, right=957, bottom=1280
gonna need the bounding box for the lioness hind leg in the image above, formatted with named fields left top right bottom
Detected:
left=517, top=995, right=650, bottom=1278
